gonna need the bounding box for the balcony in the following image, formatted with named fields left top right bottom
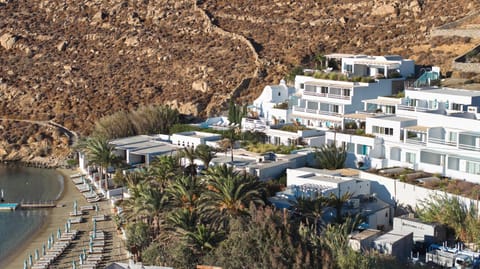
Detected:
left=303, top=91, right=351, bottom=100
left=428, top=137, right=457, bottom=147
left=292, top=106, right=340, bottom=116
left=397, top=104, right=434, bottom=112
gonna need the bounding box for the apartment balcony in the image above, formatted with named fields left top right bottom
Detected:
left=427, top=137, right=457, bottom=147
left=303, top=90, right=351, bottom=100
left=397, top=104, right=435, bottom=113
left=293, top=106, right=340, bottom=116
left=404, top=138, right=426, bottom=146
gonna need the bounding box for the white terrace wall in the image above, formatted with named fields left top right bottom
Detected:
left=359, top=171, right=480, bottom=215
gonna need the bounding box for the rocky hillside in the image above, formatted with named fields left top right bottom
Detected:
left=0, top=0, right=479, bottom=164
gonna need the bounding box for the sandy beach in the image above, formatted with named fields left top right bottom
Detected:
left=4, top=169, right=127, bottom=268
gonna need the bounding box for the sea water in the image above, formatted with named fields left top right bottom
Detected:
left=0, top=166, right=63, bottom=265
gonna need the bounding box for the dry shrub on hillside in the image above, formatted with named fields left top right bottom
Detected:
left=91, top=105, right=180, bottom=139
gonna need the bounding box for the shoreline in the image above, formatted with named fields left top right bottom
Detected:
left=2, top=168, right=82, bottom=269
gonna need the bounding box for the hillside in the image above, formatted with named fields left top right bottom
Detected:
left=0, top=0, right=479, bottom=164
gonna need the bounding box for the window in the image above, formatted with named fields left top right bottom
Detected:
left=385, top=105, right=395, bottom=114
left=405, top=152, right=416, bottom=164
left=448, top=157, right=459, bottom=170
left=278, top=92, right=281, bottom=96
left=345, top=64, right=352, bottom=73
left=448, top=132, right=457, bottom=143
left=390, top=147, right=401, bottom=161
left=274, top=137, right=281, bottom=145
left=343, top=88, right=351, bottom=96
left=321, top=87, right=328, bottom=94
left=372, top=126, right=393, bottom=136
left=300, top=83, right=304, bottom=89
left=331, top=105, right=339, bottom=113
left=466, top=161, right=480, bottom=175
left=356, top=144, right=370, bottom=155
left=451, top=103, right=462, bottom=111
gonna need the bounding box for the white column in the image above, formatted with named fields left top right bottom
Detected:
left=384, top=65, right=388, bottom=78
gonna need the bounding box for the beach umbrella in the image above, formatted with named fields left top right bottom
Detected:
left=83, top=247, right=87, bottom=258
left=89, top=240, right=93, bottom=253
left=35, top=248, right=39, bottom=260
left=93, top=219, right=97, bottom=234
left=67, top=219, right=71, bottom=232
left=57, top=228, right=61, bottom=239
left=65, top=222, right=68, bottom=233
left=23, top=259, right=27, bottom=269
left=95, top=203, right=99, bottom=212
left=73, top=200, right=78, bottom=216
left=29, top=254, right=33, bottom=266
left=47, top=237, right=52, bottom=249
left=42, top=244, right=46, bottom=255
left=79, top=254, right=83, bottom=265
left=72, top=260, right=76, bottom=269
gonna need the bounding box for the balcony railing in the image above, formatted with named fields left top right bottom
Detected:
left=292, top=106, right=339, bottom=116
left=397, top=104, right=433, bottom=112
left=458, top=143, right=480, bottom=152
left=404, top=138, right=426, bottom=145
left=428, top=137, right=457, bottom=147
left=303, top=91, right=350, bottom=100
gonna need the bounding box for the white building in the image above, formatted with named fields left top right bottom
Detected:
left=286, top=167, right=371, bottom=197
left=171, top=131, right=222, bottom=149
left=340, top=54, right=414, bottom=79
left=325, top=86, right=480, bottom=183
left=249, top=54, right=414, bottom=131
left=372, top=232, right=414, bottom=262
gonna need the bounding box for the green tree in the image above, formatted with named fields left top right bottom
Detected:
left=315, top=143, right=347, bottom=170
left=166, top=175, right=203, bottom=211
left=417, top=193, right=480, bottom=244
left=195, top=144, right=216, bottom=170
left=180, top=147, right=197, bottom=177
left=83, top=136, right=122, bottom=190
left=201, top=165, right=267, bottom=223
left=328, top=192, right=353, bottom=224
left=126, top=222, right=151, bottom=262
left=227, top=99, right=247, bottom=127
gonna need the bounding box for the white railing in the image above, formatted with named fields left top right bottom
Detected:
left=428, top=137, right=457, bottom=147
left=405, top=138, right=426, bottom=145
left=458, top=144, right=480, bottom=152
left=302, top=91, right=350, bottom=100
left=293, top=106, right=305, bottom=112
left=397, top=104, right=432, bottom=112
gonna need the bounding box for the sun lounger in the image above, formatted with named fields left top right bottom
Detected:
left=92, top=214, right=107, bottom=221
left=72, top=177, right=84, bottom=184
left=84, top=193, right=97, bottom=199
left=87, top=196, right=102, bottom=203
left=69, top=211, right=84, bottom=216
left=68, top=216, right=83, bottom=223
left=81, top=205, right=95, bottom=211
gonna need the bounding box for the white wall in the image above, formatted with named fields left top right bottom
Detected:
left=359, top=171, right=480, bottom=216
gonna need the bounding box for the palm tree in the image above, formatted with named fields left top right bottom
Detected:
left=84, top=136, right=121, bottom=191
left=201, top=165, right=267, bottom=223
left=314, top=143, right=347, bottom=170
left=165, top=175, right=203, bottom=211
left=328, top=192, right=352, bottom=224
left=184, top=224, right=224, bottom=255
left=147, top=155, right=181, bottom=190
left=167, top=208, right=199, bottom=233
left=293, top=196, right=330, bottom=229
left=180, top=147, right=197, bottom=177
left=195, top=144, right=216, bottom=170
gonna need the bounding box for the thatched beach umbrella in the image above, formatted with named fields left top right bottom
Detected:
left=57, top=228, right=61, bottom=239
left=42, top=244, right=46, bottom=255
left=35, top=248, right=39, bottom=260
left=28, top=254, right=33, bottom=266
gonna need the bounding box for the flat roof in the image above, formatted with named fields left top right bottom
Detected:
left=325, top=53, right=356, bottom=59
left=110, top=135, right=158, bottom=147
left=351, top=229, right=382, bottom=240
left=363, top=98, right=401, bottom=106
left=342, top=113, right=375, bottom=121
left=130, top=144, right=179, bottom=155
left=408, top=87, right=480, bottom=97
left=404, top=125, right=429, bottom=133
left=375, top=115, right=416, bottom=122
left=172, top=131, right=222, bottom=139
left=374, top=232, right=411, bottom=244
left=304, top=80, right=354, bottom=88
